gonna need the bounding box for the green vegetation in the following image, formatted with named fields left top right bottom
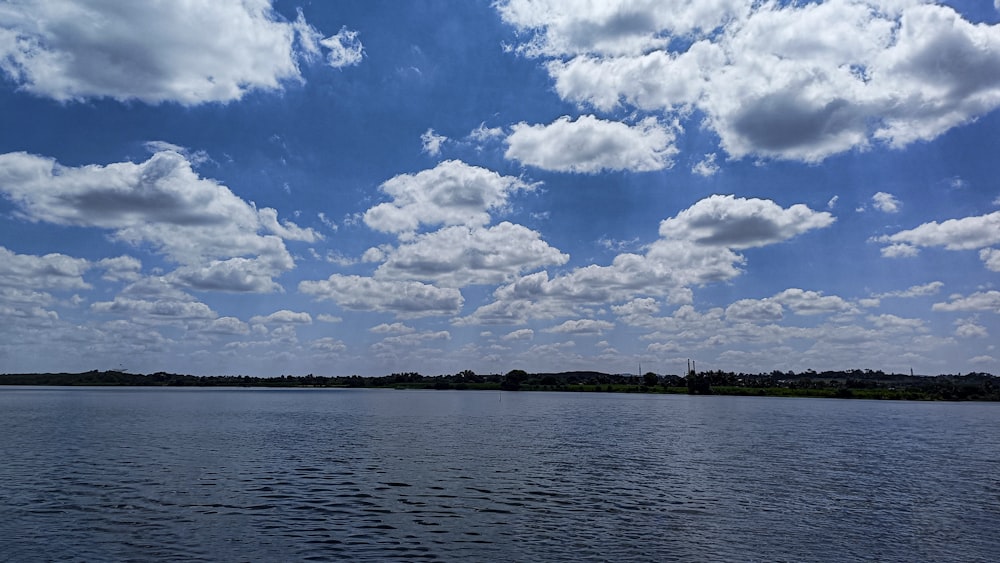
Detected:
left=1, top=368, right=998, bottom=401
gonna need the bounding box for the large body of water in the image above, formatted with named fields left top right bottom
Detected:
left=1, top=387, right=997, bottom=561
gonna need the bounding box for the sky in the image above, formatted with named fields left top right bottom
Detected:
left=1, top=0, right=999, bottom=377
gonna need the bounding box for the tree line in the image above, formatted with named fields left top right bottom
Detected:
left=1, top=368, right=998, bottom=400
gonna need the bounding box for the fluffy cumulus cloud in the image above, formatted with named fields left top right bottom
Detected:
left=319, top=26, right=364, bottom=68
left=725, top=298, right=784, bottom=322
left=0, top=0, right=362, bottom=105
left=875, top=281, right=944, bottom=299
left=876, top=211, right=1000, bottom=262
left=658, top=195, right=835, bottom=249
left=0, top=150, right=316, bottom=292
left=544, top=319, right=615, bottom=335
left=363, top=160, right=535, bottom=236
left=498, top=0, right=1000, bottom=162
left=772, top=288, right=857, bottom=316
left=872, top=192, right=901, bottom=213
left=979, top=248, right=1000, bottom=271
left=373, top=222, right=568, bottom=287
left=505, top=115, right=677, bottom=173
left=250, top=310, right=313, bottom=325
left=299, top=275, right=463, bottom=318
left=461, top=195, right=834, bottom=324
left=0, top=245, right=91, bottom=291
left=933, top=291, right=1000, bottom=313
left=954, top=318, right=988, bottom=338
left=90, top=278, right=217, bottom=321
left=421, top=129, right=447, bottom=156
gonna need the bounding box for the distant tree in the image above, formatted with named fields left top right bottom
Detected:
left=643, top=372, right=659, bottom=387
left=502, top=369, right=528, bottom=391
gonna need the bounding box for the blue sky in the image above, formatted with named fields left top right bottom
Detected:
left=2, top=0, right=999, bottom=377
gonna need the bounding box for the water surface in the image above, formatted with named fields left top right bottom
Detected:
left=1, top=388, right=997, bottom=561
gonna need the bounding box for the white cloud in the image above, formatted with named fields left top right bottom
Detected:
left=872, top=192, right=901, bottom=213
left=370, top=322, right=415, bottom=334
left=97, top=256, right=143, bottom=282
left=0, top=246, right=91, bottom=291
left=544, top=319, right=614, bottom=335
left=421, top=128, right=447, bottom=156
left=692, top=153, right=720, bottom=177
left=0, top=0, right=357, bottom=105
left=363, top=160, right=535, bottom=236
left=320, top=26, right=364, bottom=68
left=505, top=115, right=677, bottom=173
left=970, top=355, right=997, bottom=366
left=310, top=337, right=347, bottom=354
left=91, top=296, right=215, bottom=320
left=501, top=328, right=535, bottom=341
left=876, top=281, right=944, bottom=299
left=468, top=123, right=505, bottom=143
left=658, top=195, right=835, bottom=249
left=772, top=288, right=857, bottom=316
left=725, top=298, right=784, bottom=322
left=0, top=150, right=309, bottom=292
left=827, top=195, right=839, bottom=209
left=954, top=318, right=988, bottom=338
left=980, top=248, right=1000, bottom=272
left=500, top=1, right=1000, bottom=162
left=371, top=330, right=452, bottom=355
left=250, top=310, right=313, bottom=325
left=316, top=314, right=342, bottom=323
left=462, top=195, right=833, bottom=325
left=299, top=275, right=463, bottom=318
left=877, top=211, right=1000, bottom=254
left=881, top=243, right=919, bottom=258
left=496, top=0, right=744, bottom=58
left=258, top=208, right=322, bottom=242
left=932, top=291, right=1000, bottom=313
left=868, top=314, right=925, bottom=331
left=88, top=277, right=219, bottom=322
left=200, top=316, right=251, bottom=336
left=374, top=222, right=568, bottom=287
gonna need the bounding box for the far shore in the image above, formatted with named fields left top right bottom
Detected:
left=2, top=369, right=998, bottom=401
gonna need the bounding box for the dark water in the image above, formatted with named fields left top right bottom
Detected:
left=1, top=388, right=997, bottom=562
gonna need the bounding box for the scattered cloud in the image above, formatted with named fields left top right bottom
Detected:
left=0, top=0, right=358, bottom=104
left=658, top=195, right=835, bottom=250
left=692, top=153, right=720, bottom=177
left=421, top=128, right=447, bottom=156
left=374, top=222, right=568, bottom=287
left=932, top=291, right=1000, bottom=313
left=299, top=275, right=463, bottom=318
left=881, top=243, right=920, bottom=258
left=370, top=322, right=415, bottom=334
left=876, top=211, right=1000, bottom=259
left=499, top=1, right=1000, bottom=162
left=0, top=150, right=312, bottom=292
left=544, top=319, right=615, bottom=335
left=725, top=298, right=784, bottom=322
left=875, top=281, right=945, bottom=299
left=250, top=310, right=313, bottom=325
left=980, top=248, right=1000, bottom=272
left=320, top=26, right=364, bottom=68
left=872, top=192, right=901, bottom=213
left=461, top=195, right=834, bottom=325
left=502, top=328, right=534, bottom=341
left=505, top=115, right=677, bottom=173
left=363, top=160, right=535, bottom=236
left=955, top=318, right=988, bottom=338
left=772, top=288, right=857, bottom=316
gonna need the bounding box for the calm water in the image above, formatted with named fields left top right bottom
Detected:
left=1, top=388, right=997, bottom=562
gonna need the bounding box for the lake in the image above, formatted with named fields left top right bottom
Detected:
left=1, top=387, right=997, bottom=561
